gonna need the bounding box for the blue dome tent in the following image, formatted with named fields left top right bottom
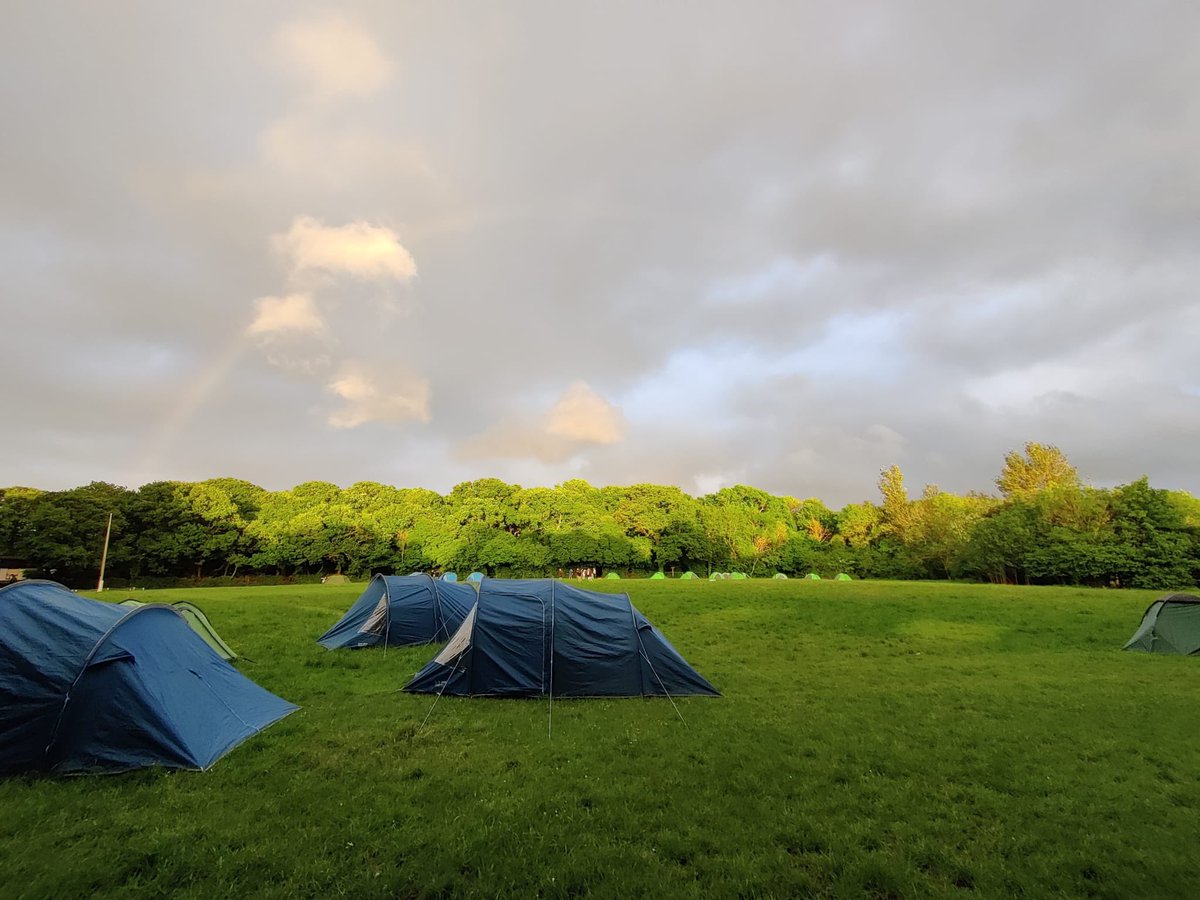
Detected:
left=317, top=573, right=476, bottom=649
left=0, top=581, right=297, bottom=776
left=405, top=579, right=719, bottom=698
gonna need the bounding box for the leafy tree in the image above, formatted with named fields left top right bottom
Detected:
left=878, top=465, right=918, bottom=541
left=1108, top=477, right=1198, bottom=588
left=836, top=502, right=882, bottom=549
left=7, top=457, right=1197, bottom=589
left=21, top=482, right=134, bottom=585
left=996, top=443, right=1079, bottom=499
left=957, top=501, right=1039, bottom=583
left=0, top=486, right=44, bottom=559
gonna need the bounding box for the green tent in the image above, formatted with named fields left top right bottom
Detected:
left=730, top=572, right=748, bottom=580
left=680, top=571, right=699, bottom=580
left=1124, top=594, right=1200, bottom=655
left=835, top=573, right=852, bottom=581
left=323, top=574, right=350, bottom=585
left=773, top=573, right=788, bottom=580
left=649, top=571, right=666, bottom=580
left=119, top=599, right=237, bottom=661
left=604, top=571, right=621, bottom=579
left=805, top=573, right=821, bottom=580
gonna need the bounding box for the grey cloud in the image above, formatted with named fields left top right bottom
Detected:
left=2, top=2, right=1199, bottom=505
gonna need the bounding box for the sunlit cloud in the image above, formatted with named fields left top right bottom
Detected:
left=458, top=381, right=625, bottom=463
left=247, top=293, right=325, bottom=336
left=271, top=13, right=394, bottom=100
left=274, top=216, right=417, bottom=282
left=544, top=381, right=624, bottom=444
left=327, top=363, right=430, bottom=429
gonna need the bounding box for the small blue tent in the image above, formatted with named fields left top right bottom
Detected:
left=0, top=581, right=297, bottom=775
left=317, top=573, right=476, bottom=649
left=405, top=579, right=719, bottom=698
left=466, top=572, right=484, bottom=584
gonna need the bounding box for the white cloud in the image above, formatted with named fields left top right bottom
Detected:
left=327, top=364, right=430, bottom=429
left=271, top=13, right=394, bottom=100
left=965, top=362, right=1096, bottom=409
left=274, top=215, right=417, bottom=282
left=544, top=381, right=624, bottom=444
left=247, top=293, right=325, bottom=336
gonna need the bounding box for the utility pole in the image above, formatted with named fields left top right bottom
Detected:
left=97, top=512, right=113, bottom=592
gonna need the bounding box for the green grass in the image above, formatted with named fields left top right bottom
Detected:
left=2, top=580, right=1197, bottom=899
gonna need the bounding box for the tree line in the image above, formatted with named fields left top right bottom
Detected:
left=2, top=444, right=1197, bottom=589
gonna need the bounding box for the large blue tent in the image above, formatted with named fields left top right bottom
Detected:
left=0, top=581, right=297, bottom=775
left=405, top=579, right=719, bottom=698
left=317, top=573, right=476, bottom=649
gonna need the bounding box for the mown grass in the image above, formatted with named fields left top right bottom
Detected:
left=1, top=579, right=1197, bottom=899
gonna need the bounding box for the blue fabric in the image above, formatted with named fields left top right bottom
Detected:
left=404, top=579, right=719, bottom=698
left=0, top=580, right=297, bottom=775
left=317, top=574, right=476, bottom=649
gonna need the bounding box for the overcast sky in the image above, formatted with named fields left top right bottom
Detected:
left=3, top=2, right=1198, bottom=507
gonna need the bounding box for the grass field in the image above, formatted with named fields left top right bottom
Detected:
left=1, top=579, right=1197, bottom=899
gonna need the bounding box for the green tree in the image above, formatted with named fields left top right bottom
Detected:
left=877, top=465, right=918, bottom=541
left=1109, top=477, right=1198, bottom=588
left=996, top=443, right=1079, bottom=499
left=0, top=486, right=44, bottom=559
left=836, top=502, right=882, bottom=550
left=21, top=482, right=134, bottom=585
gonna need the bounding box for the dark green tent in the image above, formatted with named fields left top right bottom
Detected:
left=1124, top=594, right=1200, bottom=655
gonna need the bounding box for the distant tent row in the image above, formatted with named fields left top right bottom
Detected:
left=0, top=581, right=296, bottom=775
left=321, top=577, right=719, bottom=699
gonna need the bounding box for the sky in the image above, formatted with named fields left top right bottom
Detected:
left=2, top=2, right=1198, bottom=508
